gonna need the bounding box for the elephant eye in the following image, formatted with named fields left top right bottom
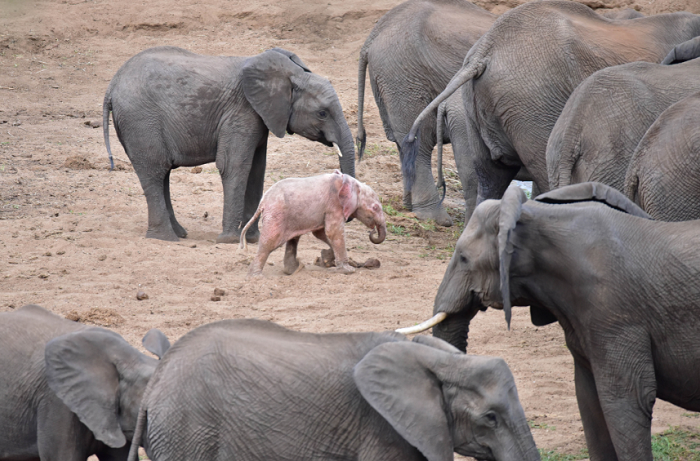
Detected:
left=484, top=412, right=499, bottom=428
left=318, top=110, right=328, bottom=118
left=459, top=254, right=468, bottom=265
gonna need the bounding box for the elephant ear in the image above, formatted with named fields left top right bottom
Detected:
left=242, top=49, right=307, bottom=138
left=354, top=342, right=454, bottom=461
left=661, top=36, right=700, bottom=65
left=338, top=174, right=359, bottom=220
left=497, top=185, right=528, bottom=330
left=267, top=47, right=311, bottom=72
left=142, top=328, right=170, bottom=359
left=45, top=328, right=135, bottom=448
left=535, top=182, right=651, bottom=218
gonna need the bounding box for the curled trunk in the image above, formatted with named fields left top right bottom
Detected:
left=369, top=222, right=386, bottom=244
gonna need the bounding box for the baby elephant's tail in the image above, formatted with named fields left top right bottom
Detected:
left=239, top=204, right=264, bottom=251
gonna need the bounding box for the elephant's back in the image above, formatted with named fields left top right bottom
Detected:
left=625, top=92, right=700, bottom=221
left=144, top=319, right=404, bottom=459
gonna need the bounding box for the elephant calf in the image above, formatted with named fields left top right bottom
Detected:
left=403, top=182, right=700, bottom=460
left=104, top=46, right=356, bottom=243
left=241, top=170, right=386, bottom=277
left=0, top=304, right=169, bottom=461
left=128, top=319, right=540, bottom=461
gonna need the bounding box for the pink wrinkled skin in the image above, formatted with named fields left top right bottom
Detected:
left=241, top=170, right=387, bottom=277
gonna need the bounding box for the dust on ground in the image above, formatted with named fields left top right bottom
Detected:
left=1, top=0, right=699, bottom=458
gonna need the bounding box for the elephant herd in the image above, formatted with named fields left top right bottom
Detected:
left=4, top=0, right=700, bottom=460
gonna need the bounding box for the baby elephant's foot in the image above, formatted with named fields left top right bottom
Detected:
left=283, top=257, right=301, bottom=275
left=330, top=263, right=355, bottom=275
left=247, top=268, right=264, bottom=279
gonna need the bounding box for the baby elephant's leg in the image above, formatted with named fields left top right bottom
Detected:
left=319, top=223, right=355, bottom=274
left=283, top=236, right=301, bottom=275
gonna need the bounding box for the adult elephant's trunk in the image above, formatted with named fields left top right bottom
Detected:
left=369, top=222, right=386, bottom=244
left=335, top=115, right=356, bottom=177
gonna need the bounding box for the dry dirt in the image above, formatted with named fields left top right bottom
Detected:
left=1, top=0, right=699, bottom=458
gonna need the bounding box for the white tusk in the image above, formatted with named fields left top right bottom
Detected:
left=334, top=143, right=343, bottom=158
left=396, top=312, right=447, bottom=335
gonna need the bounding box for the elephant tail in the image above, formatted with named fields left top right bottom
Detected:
left=103, top=89, right=114, bottom=171
left=401, top=56, right=486, bottom=193
left=356, top=46, right=369, bottom=162
left=239, top=202, right=264, bottom=251
left=126, top=405, right=147, bottom=461
left=436, top=100, right=447, bottom=206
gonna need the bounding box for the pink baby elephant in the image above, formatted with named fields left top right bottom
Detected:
left=240, top=170, right=387, bottom=277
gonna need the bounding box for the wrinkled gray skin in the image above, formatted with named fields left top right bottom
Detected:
left=357, top=0, right=496, bottom=226
left=625, top=91, right=700, bottom=221
left=104, top=46, right=355, bottom=243
left=241, top=171, right=387, bottom=277
left=428, top=182, right=700, bottom=460
left=402, top=0, right=700, bottom=205
left=128, top=319, right=540, bottom=461
left=0, top=304, right=169, bottom=461
left=599, top=8, right=644, bottom=20
left=547, top=57, right=700, bottom=191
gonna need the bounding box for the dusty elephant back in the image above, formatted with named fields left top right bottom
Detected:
left=142, top=319, right=406, bottom=460
left=624, top=92, right=700, bottom=221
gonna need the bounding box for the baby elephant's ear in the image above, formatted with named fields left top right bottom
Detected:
left=338, top=175, right=359, bottom=220
left=354, top=342, right=454, bottom=461
left=142, top=328, right=170, bottom=359
left=242, top=49, right=306, bottom=138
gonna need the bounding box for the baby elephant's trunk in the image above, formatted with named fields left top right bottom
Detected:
left=369, top=223, right=386, bottom=244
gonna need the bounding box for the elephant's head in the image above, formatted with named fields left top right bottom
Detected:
left=241, top=48, right=355, bottom=177
left=398, top=182, right=651, bottom=352
left=44, top=327, right=170, bottom=448
left=354, top=336, right=540, bottom=461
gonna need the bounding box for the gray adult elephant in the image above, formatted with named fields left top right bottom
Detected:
left=625, top=91, right=700, bottom=220
left=547, top=56, right=700, bottom=191
left=401, top=0, right=700, bottom=204
left=0, top=304, right=169, bottom=461
left=104, top=46, right=355, bottom=243
left=399, top=182, right=700, bottom=460
left=127, top=319, right=540, bottom=461
left=356, top=0, right=496, bottom=226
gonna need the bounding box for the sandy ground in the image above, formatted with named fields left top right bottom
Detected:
left=1, top=0, right=699, bottom=458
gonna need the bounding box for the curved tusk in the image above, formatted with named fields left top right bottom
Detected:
left=396, top=312, right=447, bottom=335
left=334, top=143, right=343, bottom=158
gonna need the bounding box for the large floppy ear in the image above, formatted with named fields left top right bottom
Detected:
left=661, top=36, right=700, bottom=65
left=497, top=186, right=528, bottom=330
left=142, top=328, right=170, bottom=359
left=45, top=328, right=139, bottom=448
left=354, top=342, right=454, bottom=461
left=241, top=49, right=307, bottom=138
left=267, top=47, right=311, bottom=72
left=338, top=174, right=359, bottom=220
left=535, top=182, right=651, bottom=218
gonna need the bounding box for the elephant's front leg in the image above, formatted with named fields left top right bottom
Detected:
left=318, top=223, right=354, bottom=274
left=216, top=130, right=266, bottom=244
left=573, top=359, right=618, bottom=461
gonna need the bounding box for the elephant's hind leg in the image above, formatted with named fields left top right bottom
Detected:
left=134, top=165, right=180, bottom=242
left=164, top=170, right=187, bottom=238
left=283, top=236, right=301, bottom=275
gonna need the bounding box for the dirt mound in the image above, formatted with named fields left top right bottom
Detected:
left=65, top=307, right=125, bottom=327
left=62, top=156, right=95, bottom=170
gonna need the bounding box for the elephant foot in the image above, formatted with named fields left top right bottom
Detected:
left=171, top=221, right=188, bottom=239
left=330, top=263, right=355, bottom=275
left=283, top=257, right=300, bottom=275
left=414, top=207, right=453, bottom=227
left=216, top=232, right=241, bottom=244
left=146, top=227, right=180, bottom=242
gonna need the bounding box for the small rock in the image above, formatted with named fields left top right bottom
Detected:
left=214, top=288, right=226, bottom=297
left=136, top=290, right=149, bottom=300
left=38, top=273, right=49, bottom=279
left=190, top=244, right=197, bottom=248
left=44, top=251, right=52, bottom=256
left=191, top=166, right=203, bottom=174
left=363, top=258, right=381, bottom=269
left=211, top=295, right=221, bottom=302
left=203, top=211, right=208, bottom=219
left=56, top=250, right=65, bottom=255
left=98, top=254, right=107, bottom=261
left=83, top=120, right=102, bottom=128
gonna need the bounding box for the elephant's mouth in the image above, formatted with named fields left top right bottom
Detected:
left=455, top=445, right=494, bottom=461
left=317, top=130, right=333, bottom=147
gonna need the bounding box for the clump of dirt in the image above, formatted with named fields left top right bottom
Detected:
left=62, top=156, right=95, bottom=170
left=65, top=307, right=125, bottom=327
